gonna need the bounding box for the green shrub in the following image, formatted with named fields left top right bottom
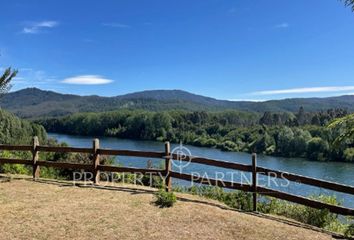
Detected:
left=345, top=223, right=354, bottom=238
left=1, top=163, right=30, bottom=175
left=343, top=148, right=354, bottom=162
left=257, top=197, right=279, bottom=214
left=154, top=189, right=177, bottom=208
left=176, top=186, right=252, bottom=211
left=141, top=174, right=164, bottom=188
left=39, top=167, right=62, bottom=179
left=259, top=195, right=340, bottom=229
left=182, top=187, right=347, bottom=232
left=0, top=151, right=32, bottom=175
left=220, top=141, right=238, bottom=151
left=204, top=138, right=217, bottom=147
left=222, top=191, right=252, bottom=211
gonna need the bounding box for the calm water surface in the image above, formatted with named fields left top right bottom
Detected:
left=48, top=133, right=354, bottom=208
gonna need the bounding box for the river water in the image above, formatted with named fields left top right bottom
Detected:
left=48, top=133, right=354, bottom=209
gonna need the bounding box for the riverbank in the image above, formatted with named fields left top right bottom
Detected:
left=39, top=111, right=354, bottom=163
left=47, top=132, right=354, bottom=209
left=0, top=176, right=337, bottom=240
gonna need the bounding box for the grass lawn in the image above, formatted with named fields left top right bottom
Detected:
left=0, top=176, right=335, bottom=240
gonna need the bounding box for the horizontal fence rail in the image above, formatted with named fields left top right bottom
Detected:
left=0, top=158, right=33, bottom=165
left=170, top=153, right=253, bottom=172
left=37, top=146, right=93, bottom=154
left=0, top=137, right=354, bottom=216
left=256, top=186, right=354, bottom=216
left=37, top=161, right=93, bottom=171
left=170, top=171, right=253, bottom=192
left=98, top=165, right=163, bottom=174
left=98, top=149, right=165, bottom=158
left=0, top=145, right=33, bottom=151
left=257, top=166, right=354, bottom=195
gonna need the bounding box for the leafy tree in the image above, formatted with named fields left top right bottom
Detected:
left=289, top=128, right=312, bottom=157
left=307, top=137, right=329, bottom=161
left=150, top=112, right=172, bottom=140
left=343, top=148, right=354, bottom=162
left=250, top=132, right=275, bottom=154
left=342, top=0, right=354, bottom=11
left=276, top=127, right=294, bottom=156
left=0, top=109, right=46, bottom=144
left=0, top=67, right=17, bottom=97
left=328, top=114, right=354, bottom=147
left=296, top=106, right=306, bottom=125
left=259, top=112, right=273, bottom=125
left=311, top=115, right=321, bottom=125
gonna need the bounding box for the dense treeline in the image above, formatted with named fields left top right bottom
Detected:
left=0, top=108, right=111, bottom=178
left=39, top=108, right=354, bottom=162
left=0, top=108, right=48, bottom=175
left=260, top=107, right=348, bottom=126
left=0, top=109, right=46, bottom=144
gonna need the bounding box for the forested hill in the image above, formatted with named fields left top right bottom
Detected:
left=1, top=87, right=354, bottom=118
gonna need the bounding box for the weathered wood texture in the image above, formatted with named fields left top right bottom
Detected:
left=252, top=153, right=257, bottom=211
left=164, top=142, right=172, bottom=192
left=32, top=137, right=40, bottom=179
left=92, top=139, right=100, bottom=184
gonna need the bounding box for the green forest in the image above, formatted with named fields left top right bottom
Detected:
left=39, top=107, right=354, bottom=162
left=0, top=109, right=46, bottom=145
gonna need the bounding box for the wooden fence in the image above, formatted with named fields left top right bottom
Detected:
left=1, top=137, right=354, bottom=216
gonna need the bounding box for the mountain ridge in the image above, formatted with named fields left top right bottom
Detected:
left=1, top=87, right=354, bottom=119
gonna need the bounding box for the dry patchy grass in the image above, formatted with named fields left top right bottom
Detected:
left=0, top=177, right=335, bottom=240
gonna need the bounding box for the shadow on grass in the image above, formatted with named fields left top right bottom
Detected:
left=176, top=196, right=347, bottom=239
left=27, top=177, right=156, bottom=195
left=0, top=175, right=11, bottom=183
left=3, top=175, right=348, bottom=240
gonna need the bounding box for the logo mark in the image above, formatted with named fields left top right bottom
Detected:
left=171, top=143, right=192, bottom=172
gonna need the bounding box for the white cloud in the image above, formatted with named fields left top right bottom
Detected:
left=252, top=86, right=354, bottom=95
left=102, top=22, right=130, bottom=28
left=22, top=21, right=59, bottom=34
left=36, top=21, right=58, bottom=28
left=274, top=22, right=289, bottom=29
left=61, top=75, right=113, bottom=85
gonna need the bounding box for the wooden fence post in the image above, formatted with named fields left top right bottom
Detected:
left=32, top=136, right=40, bottom=180
left=164, top=141, right=172, bottom=192
left=93, top=138, right=100, bottom=184
left=252, top=153, right=257, bottom=212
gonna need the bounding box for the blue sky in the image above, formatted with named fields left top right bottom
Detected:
left=0, top=0, right=354, bottom=101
